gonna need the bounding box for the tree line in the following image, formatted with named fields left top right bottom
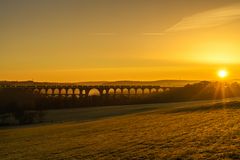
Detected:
left=1, top=81, right=240, bottom=125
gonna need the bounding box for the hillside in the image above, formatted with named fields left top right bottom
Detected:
left=0, top=80, right=199, bottom=87
left=1, top=98, right=240, bottom=159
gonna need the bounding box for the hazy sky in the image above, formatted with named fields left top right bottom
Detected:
left=1, top=0, right=240, bottom=82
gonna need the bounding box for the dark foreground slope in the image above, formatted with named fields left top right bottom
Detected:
left=1, top=98, right=240, bottom=160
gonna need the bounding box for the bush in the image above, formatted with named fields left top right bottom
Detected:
left=0, top=88, right=44, bottom=125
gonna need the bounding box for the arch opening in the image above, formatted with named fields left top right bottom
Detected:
left=116, top=88, right=122, bottom=95
left=130, top=88, right=136, bottom=95
left=136, top=88, right=143, bottom=94
left=108, top=88, right=115, bottom=95
left=82, top=90, right=86, bottom=96
left=67, top=89, right=74, bottom=95
left=165, top=88, right=170, bottom=92
left=53, top=89, right=60, bottom=95
left=40, top=89, right=46, bottom=94
left=102, top=89, right=107, bottom=95
left=151, top=88, right=157, bottom=93
left=74, top=88, right=80, bottom=95
left=158, top=88, right=164, bottom=92
left=122, top=88, right=129, bottom=95
left=60, top=89, right=67, bottom=95
left=143, top=88, right=150, bottom=94
left=88, top=88, right=101, bottom=96
left=47, top=89, right=53, bottom=95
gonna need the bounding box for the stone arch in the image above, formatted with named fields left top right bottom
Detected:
left=53, top=88, right=60, bottom=95
left=115, top=88, right=122, bottom=94
left=74, top=88, right=80, bottom=95
left=102, top=89, right=107, bottom=95
left=108, top=88, right=115, bottom=95
left=150, top=88, right=157, bottom=93
left=158, top=88, right=164, bottom=92
left=60, top=88, right=67, bottom=95
left=88, top=88, right=101, bottom=96
left=143, top=88, right=150, bottom=94
left=129, top=88, right=136, bottom=95
left=72, top=88, right=80, bottom=98
left=40, top=88, right=47, bottom=94
left=165, top=88, right=170, bottom=92
left=122, top=88, right=129, bottom=95
left=67, top=88, right=74, bottom=95
left=47, top=88, right=53, bottom=95
left=136, top=88, right=143, bottom=94
left=82, top=90, right=86, bottom=96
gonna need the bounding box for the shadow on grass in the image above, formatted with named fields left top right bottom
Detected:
left=166, top=101, right=240, bottom=114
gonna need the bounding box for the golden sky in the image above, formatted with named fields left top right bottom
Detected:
left=1, top=0, right=240, bottom=82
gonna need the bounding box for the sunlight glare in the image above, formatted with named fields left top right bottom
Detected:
left=218, top=69, right=228, bottom=78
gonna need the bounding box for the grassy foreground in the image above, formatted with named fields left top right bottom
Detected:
left=1, top=99, right=240, bottom=159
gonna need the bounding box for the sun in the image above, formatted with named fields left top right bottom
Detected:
left=218, top=69, right=228, bottom=78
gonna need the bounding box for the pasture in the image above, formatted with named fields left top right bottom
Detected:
left=1, top=98, right=240, bottom=159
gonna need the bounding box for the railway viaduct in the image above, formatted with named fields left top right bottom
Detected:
left=0, top=85, right=178, bottom=97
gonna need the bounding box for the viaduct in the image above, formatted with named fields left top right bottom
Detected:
left=0, top=84, right=179, bottom=98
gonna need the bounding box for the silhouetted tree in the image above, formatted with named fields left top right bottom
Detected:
left=0, top=88, right=44, bottom=125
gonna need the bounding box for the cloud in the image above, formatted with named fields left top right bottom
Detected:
left=142, top=32, right=165, bottom=36
left=166, top=3, right=240, bottom=32
left=89, top=33, right=117, bottom=36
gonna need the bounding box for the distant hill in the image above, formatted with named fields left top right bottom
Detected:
left=100, top=80, right=199, bottom=87
left=0, top=80, right=199, bottom=87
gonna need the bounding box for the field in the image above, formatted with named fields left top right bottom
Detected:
left=1, top=98, right=240, bottom=159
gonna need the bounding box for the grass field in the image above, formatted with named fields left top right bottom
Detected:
left=1, top=98, right=240, bottom=159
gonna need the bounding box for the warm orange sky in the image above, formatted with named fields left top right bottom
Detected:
left=1, top=0, right=240, bottom=82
